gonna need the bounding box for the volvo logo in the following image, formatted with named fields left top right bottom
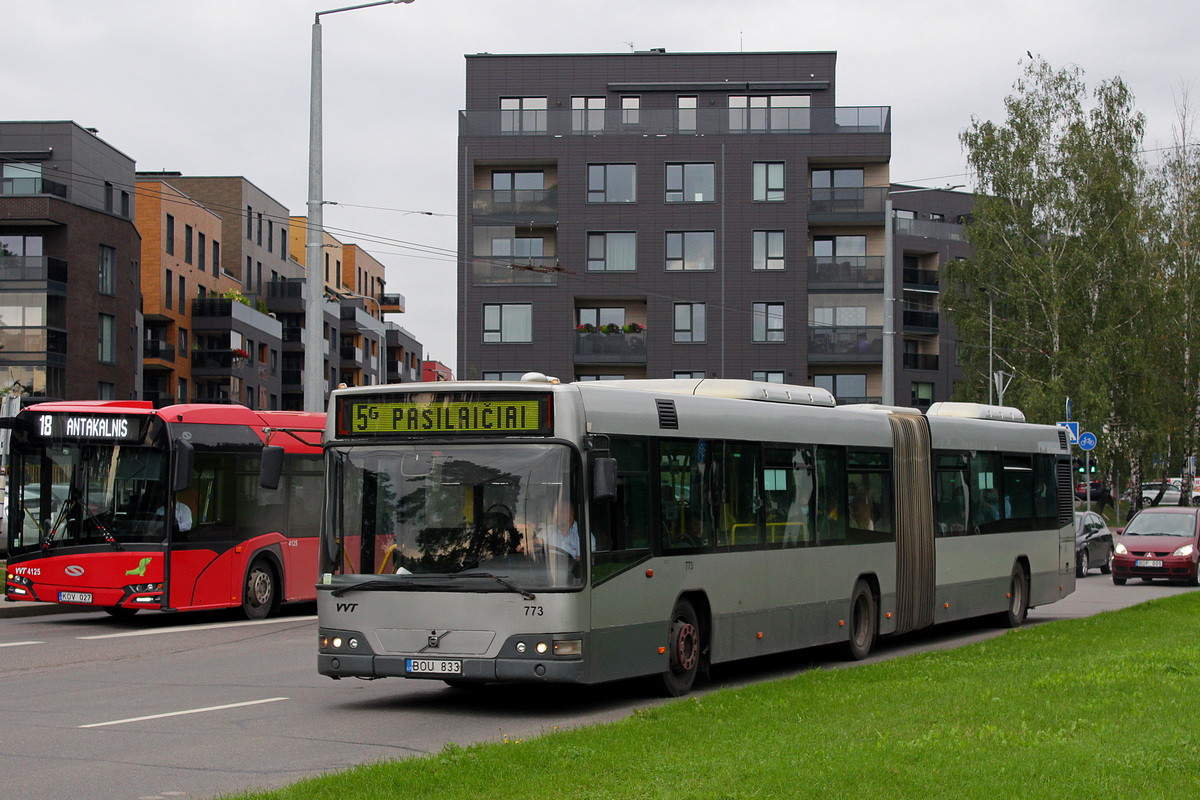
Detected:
left=65, top=565, right=85, bottom=577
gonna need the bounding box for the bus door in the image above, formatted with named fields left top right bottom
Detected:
left=889, top=413, right=935, bottom=634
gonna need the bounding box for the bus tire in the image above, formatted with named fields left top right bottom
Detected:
left=103, top=606, right=139, bottom=619
left=846, top=579, right=877, bottom=661
left=657, top=598, right=701, bottom=697
left=1001, top=564, right=1028, bottom=628
left=243, top=558, right=279, bottom=620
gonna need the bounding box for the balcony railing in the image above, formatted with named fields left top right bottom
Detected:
left=574, top=331, right=647, bottom=364
left=472, top=187, right=558, bottom=219
left=143, top=340, right=176, bottom=362
left=902, top=268, right=940, bottom=290
left=0, top=255, right=68, bottom=282
left=1, top=177, right=68, bottom=198
left=460, top=106, right=890, bottom=138
left=809, top=187, right=888, bottom=218
left=380, top=292, right=406, bottom=310
left=807, top=257, right=885, bottom=290
left=191, top=349, right=250, bottom=370
left=894, top=217, right=964, bottom=241
left=903, top=310, right=940, bottom=331
left=903, top=353, right=940, bottom=371
left=473, top=257, right=560, bottom=286
left=807, top=326, right=883, bottom=361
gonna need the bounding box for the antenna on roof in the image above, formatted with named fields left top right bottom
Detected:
left=624, top=41, right=634, bottom=52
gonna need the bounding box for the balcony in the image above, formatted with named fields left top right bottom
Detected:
left=902, top=310, right=940, bottom=333
left=380, top=292, right=406, bottom=313
left=1, top=176, right=68, bottom=198
left=0, top=255, right=68, bottom=283
left=143, top=392, right=176, bottom=408
left=809, top=187, right=888, bottom=224
left=473, top=257, right=561, bottom=286
left=902, top=268, right=940, bottom=291
left=903, top=353, right=940, bottom=371
left=807, top=257, right=885, bottom=291
left=191, top=349, right=251, bottom=373
left=574, top=330, right=647, bottom=365
left=472, top=187, right=558, bottom=223
left=459, top=106, right=890, bottom=138
left=807, top=326, right=883, bottom=362
left=894, top=217, right=964, bottom=241
left=143, top=339, right=176, bottom=363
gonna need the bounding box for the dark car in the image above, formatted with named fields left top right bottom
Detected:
left=1075, top=479, right=1108, bottom=502
left=1111, top=507, right=1200, bottom=586
left=1074, top=511, right=1113, bottom=578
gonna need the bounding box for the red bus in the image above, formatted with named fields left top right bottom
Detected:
left=3, top=401, right=323, bottom=619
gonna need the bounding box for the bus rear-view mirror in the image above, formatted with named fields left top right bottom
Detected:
left=593, top=457, right=617, bottom=502
left=260, top=445, right=285, bottom=490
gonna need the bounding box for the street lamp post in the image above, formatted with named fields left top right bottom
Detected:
left=305, top=0, right=413, bottom=413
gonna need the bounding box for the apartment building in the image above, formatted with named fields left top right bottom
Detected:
left=0, top=121, right=142, bottom=400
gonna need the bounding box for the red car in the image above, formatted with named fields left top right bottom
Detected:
left=1112, top=507, right=1200, bottom=586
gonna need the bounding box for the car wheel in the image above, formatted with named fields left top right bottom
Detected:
left=1076, top=550, right=1088, bottom=579
left=1101, top=548, right=1113, bottom=574
left=1189, top=566, right=1200, bottom=588
left=1113, top=575, right=1126, bottom=585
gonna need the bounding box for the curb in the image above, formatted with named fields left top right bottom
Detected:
left=0, top=601, right=87, bottom=619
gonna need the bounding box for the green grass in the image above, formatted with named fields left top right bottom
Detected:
left=223, top=593, right=1200, bottom=800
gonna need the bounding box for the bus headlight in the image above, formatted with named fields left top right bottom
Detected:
left=554, top=639, right=582, bottom=657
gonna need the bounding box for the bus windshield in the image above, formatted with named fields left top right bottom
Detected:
left=327, top=443, right=582, bottom=590
left=8, top=441, right=171, bottom=556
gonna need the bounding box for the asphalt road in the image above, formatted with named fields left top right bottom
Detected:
left=0, top=573, right=1191, bottom=800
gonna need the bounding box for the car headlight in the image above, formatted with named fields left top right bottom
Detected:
left=1115, top=542, right=1128, bottom=554
left=1173, top=544, right=1195, bottom=557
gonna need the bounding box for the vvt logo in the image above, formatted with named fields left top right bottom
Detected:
left=64, top=565, right=85, bottom=577
left=335, top=602, right=358, bottom=612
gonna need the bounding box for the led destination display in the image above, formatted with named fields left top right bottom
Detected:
left=342, top=395, right=551, bottom=436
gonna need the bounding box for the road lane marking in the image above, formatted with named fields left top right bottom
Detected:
left=0, top=641, right=44, bottom=648
left=79, top=697, right=289, bottom=728
left=77, top=615, right=316, bottom=640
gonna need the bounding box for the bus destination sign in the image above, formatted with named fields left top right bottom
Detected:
left=342, top=395, right=551, bottom=437
left=37, top=413, right=144, bottom=443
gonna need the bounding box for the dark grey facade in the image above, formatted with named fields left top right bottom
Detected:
left=0, top=121, right=142, bottom=400
left=458, top=51, right=903, bottom=397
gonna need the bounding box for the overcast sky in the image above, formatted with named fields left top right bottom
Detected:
left=6, top=1, right=1198, bottom=374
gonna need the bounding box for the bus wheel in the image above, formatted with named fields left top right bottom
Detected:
left=658, top=599, right=701, bottom=697
left=243, top=559, right=278, bottom=620
left=846, top=579, right=877, bottom=660
left=1001, top=565, right=1028, bottom=628
left=103, top=606, right=138, bottom=619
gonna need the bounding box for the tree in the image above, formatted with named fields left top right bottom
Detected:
left=947, top=56, right=1152, bottom=470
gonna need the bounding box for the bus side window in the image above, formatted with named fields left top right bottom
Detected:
left=815, top=446, right=846, bottom=545
left=719, top=442, right=761, bottom=547
left=763, top=446, right=814, bottom=547
left=969, top=452, right=1002, bottom=533
left=590, top=437, right=650, bottom=584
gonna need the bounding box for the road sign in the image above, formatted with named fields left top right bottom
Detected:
left=1057, top=421, right=1079, bottom=443
left=1078, top=431, right=1097, bottom=451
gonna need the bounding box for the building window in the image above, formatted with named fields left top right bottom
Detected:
left=246, top=206, right=253, bottom=239
left=267, top=220, right=273, bottom=253
left=577, top=307, right=625, bottom=329
left=572, top=96, right=605, bottom=132
left=588, top=164, right=636, bottom=203
left=120, top=191, right=130, bottom=218
left=813, top=235, right=867, bottom=265
left=893, top=208, right=917, bottom=220
left=98, top=245, right=116, bottom=296
left=665, top=163, right=714, bottom=203
left=165, top=215, right=175, bottom=255
left=491, top=171, right=543, bottom=202
left=98, top=381, right=115, bottom=400
left=752, top=371, right=785, bottom=383
left=813, top=305, right=868, bottom=327
left=753, top=302, right=785, bottom=342
left=179, top=275, right=185, bottom=313
left=165, top=268, right=173, bottom=310
left=482, top=371, right=527, bottom=381
left=184, top=224, right=194, bottom=264
left=912, top=382, right=934, bottom=409
left=257, top=212, right=263, bottom=245
left=587, top=232, right=636, bottom=272
left=815, top=374, right=868, bottom=403
left=674, top=303, right=706, bottom=343
left=198, top=233, right=206, bottom=271
left=98, top=314, right=115, bottom=364
left=178, top=377, right=188, bottom=404
left=577, top=374, right=625, bottom=381
left=280, top=226, right=287, bottom=261
left=490, top=235, right=544, bottom=262
left=678, top=96, right=697, bottom=132
left=812, top=168, right=865, bottom=211
left=500, top=97, right=547, bottom=134
left=621, top=96, right=640, bottom=125
left=212, top=240, right=220, bottom=276
left=178, top=328, right=188, bottom=354
left=752, top=231, right=785, bottom=270
left=729, top=95, right=810, bottom=132
left=753, top=162, right=785, bottom=201
left=674, top=371, right=705, bottom=379
left=483, top=303, right=532, bottom=343
left=665, top=231, right=714, bottom=271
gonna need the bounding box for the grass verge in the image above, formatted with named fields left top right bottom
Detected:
left=224, top=593, right=1200, bottom=800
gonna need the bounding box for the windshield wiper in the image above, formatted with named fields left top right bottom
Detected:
left=330, top=572, right=536, bottom=600
left=485, top=573, right=536, bottom=600
left=330, top=578, right=409, bottom=597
